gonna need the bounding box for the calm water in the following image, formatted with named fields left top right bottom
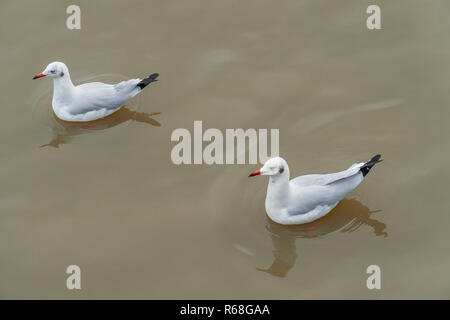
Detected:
left=1, top=0, right=450, bottom=299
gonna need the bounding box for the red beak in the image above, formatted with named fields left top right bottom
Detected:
left=33, top=73, right=46, bottom=80
left=248, top=169, right=261, bottom=177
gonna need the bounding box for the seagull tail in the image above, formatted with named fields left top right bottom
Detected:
left=137, top=73, right=159, bottom=90
left=360, top=154, right=383, bottom=177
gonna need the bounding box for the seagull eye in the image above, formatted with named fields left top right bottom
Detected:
left=279, top=167, right=284, bottom=174
left=50, top=70, right=56, bottom=74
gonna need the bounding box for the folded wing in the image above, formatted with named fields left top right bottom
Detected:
left=290, top=162, right=364, bottom=188
left=74, top=79, right=141, bottom=113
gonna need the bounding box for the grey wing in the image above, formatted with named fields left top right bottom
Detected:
left=290, top=162, right=364, bottom=187
left=287, top=163, right=365, bottom=215
left=286, top=184, right=340, bottom=215
left=74, top=79, right=141, bottom=113
left=114, top=78, right=141, bottom=92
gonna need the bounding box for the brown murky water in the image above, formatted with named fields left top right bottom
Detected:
left=1, top=0, right=450, bottom=299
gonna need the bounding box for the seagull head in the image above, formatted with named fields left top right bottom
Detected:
left=248, top=157, right=289, bottom=178
left=33, top=61, right=69, bottom=80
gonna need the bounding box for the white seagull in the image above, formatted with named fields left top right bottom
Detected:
left=248, top=155, right=382, bottom=225
left=33, top=61, right=159, bottom=122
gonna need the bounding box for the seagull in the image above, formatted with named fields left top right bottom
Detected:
left=248, top=155, right=382, bottom=225
left=33, top=61, right=159, bottom=122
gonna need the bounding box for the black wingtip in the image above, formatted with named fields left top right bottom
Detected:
left=372, top=154, right=382, bottom=163
left=361, top=154, right=383, bottom=177
left=137, top=73, right=159, bottom=90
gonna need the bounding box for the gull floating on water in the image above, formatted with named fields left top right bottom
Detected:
left=33, top=61, right=159, bottom=122
left=249, top=155, right=382, bottom=225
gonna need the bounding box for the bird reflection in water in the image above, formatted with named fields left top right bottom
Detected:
left=40, top=106, right=161, bottom=148
left=257, top=198, right=387, bottom=278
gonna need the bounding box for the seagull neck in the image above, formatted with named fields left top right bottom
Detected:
left=53, top=75, right=76, bottom=100
left=266, top=171, right=290, bottom=205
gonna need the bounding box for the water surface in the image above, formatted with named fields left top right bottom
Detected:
left=1, top=0, right=449, bottom=298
